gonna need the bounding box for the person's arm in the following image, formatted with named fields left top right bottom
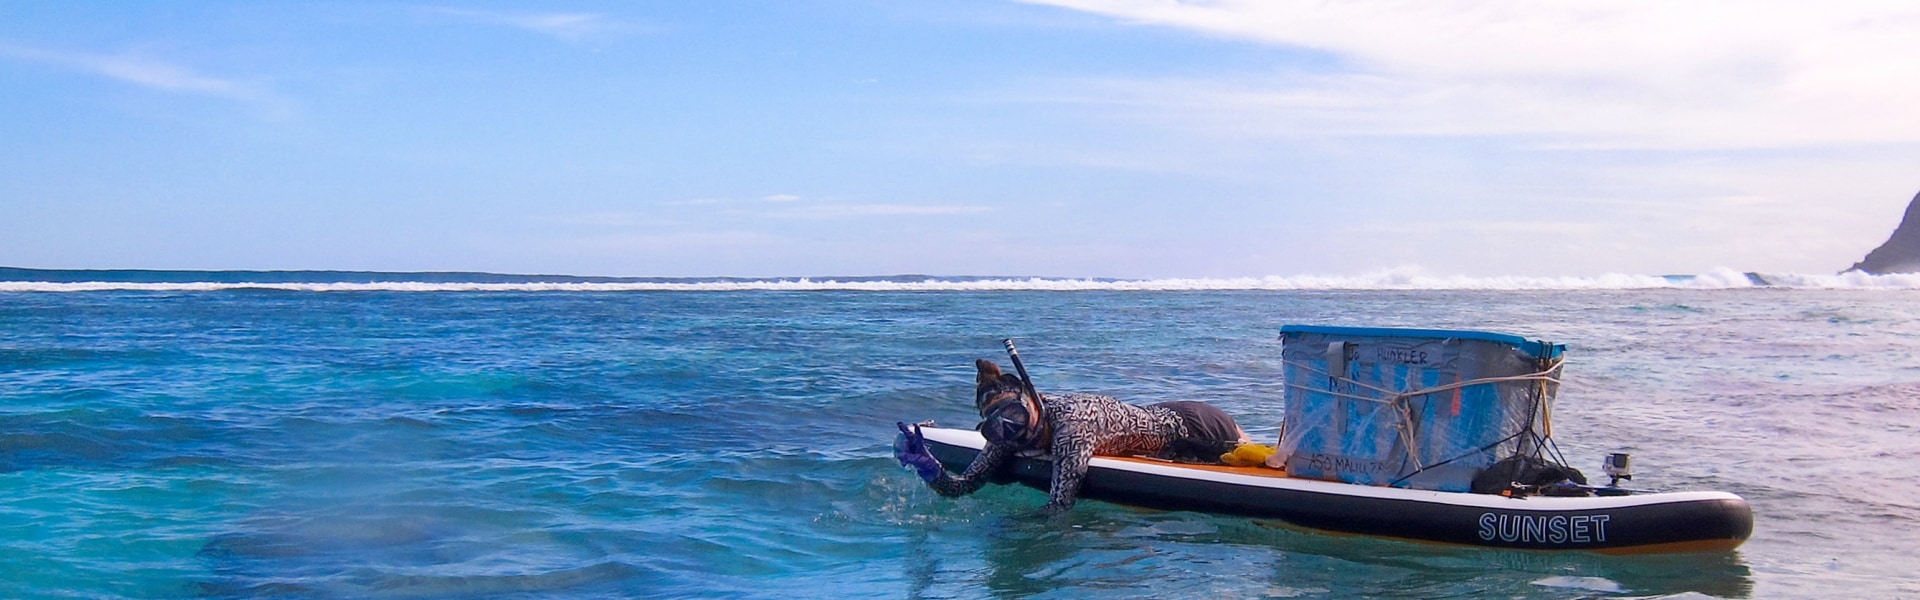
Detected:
left=896, top=422, right=1013, bottom=497
left=1040, top=434, right=1094, bottom=513
left=929, top=440, right=1013, bottom=497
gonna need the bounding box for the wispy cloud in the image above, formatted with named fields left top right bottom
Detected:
left=1017, top=1, right=1920, bottom=149
left=424, top=7, right=631, bottom=42
left=659, top=194, right=991, bottom=219
left=736, top=195, right=992, bottom=218
left=771, top=203, right=992, bottom=218
left=0, top=44, right=291, bottom=116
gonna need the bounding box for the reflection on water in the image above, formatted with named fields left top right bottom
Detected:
left=981, top=515, right=1080, bottom=598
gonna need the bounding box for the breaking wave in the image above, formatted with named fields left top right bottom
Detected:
left=4, top=267, right=1919, bottom=291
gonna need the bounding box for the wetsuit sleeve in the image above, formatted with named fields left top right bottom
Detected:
left=929, top=440, right=1013, bottom=497
left=1042, top=435, right=1095, bottom=513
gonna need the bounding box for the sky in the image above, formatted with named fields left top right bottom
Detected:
left=4, top=1, right=1920, bottom=279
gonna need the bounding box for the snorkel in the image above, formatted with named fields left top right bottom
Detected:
left=1002, top=338, right=1042, bottom=407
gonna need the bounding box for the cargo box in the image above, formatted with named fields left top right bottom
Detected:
left=1277, top=326, right=1564, bottom=492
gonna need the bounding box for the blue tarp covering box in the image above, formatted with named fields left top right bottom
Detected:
left=1277, top=326, right=1564, bottom=492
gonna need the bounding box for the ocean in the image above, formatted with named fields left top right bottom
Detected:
left=2, top=270, right=1917, bottom=598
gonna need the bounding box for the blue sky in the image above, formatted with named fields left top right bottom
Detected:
left=4, top=1, right=1919, bottom=278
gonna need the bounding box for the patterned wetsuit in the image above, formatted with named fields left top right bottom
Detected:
left=930, top=392, right=1239, bottom=512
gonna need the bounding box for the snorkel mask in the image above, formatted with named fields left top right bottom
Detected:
left=976, top=386, right=1045, bottom=448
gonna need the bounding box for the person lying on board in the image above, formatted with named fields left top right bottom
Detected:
left=895, top=359, right=1250, bottom=514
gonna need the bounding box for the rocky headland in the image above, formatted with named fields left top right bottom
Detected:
left=1844, top=190, right=1920, bottom=274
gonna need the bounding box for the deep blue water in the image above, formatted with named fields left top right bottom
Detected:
left=2, top=283, right=1917, bottom=598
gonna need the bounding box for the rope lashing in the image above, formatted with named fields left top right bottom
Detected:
left=1282, top=358, right=1563, bottom=406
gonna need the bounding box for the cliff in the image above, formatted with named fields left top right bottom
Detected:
left=1845, top=190, right=1920, bottom=274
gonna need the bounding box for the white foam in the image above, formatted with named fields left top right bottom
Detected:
left=4, top=267, right=1920, bottom=292
left=1530, top=576, right=1626, bottom=593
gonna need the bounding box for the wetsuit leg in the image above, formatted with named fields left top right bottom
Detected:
left=1151, top=401, right=1246, bottom=463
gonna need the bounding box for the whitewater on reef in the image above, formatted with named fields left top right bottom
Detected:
left=3, top=266, right=1920, bottom=292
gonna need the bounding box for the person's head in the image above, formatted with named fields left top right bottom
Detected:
left=974, top=359, right=1042, bottom=447
left=974, top=359, right=1025, bottom=413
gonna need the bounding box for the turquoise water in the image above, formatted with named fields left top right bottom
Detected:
left=2, top=281, right=1917, bottom=598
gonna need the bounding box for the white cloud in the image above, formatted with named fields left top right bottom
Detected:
left=0, top=44, right=288, bottom=114
left=1018, top=0, right=1920, bottom=149
left=762, top=194, right=802, bottom=202
left=425, top=8, right=628, bottom=42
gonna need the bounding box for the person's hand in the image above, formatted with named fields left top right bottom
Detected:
left=894, top=422, right=943, bottom=483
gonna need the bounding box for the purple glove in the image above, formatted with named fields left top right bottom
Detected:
left=894, top=422, right=943, bottom=483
